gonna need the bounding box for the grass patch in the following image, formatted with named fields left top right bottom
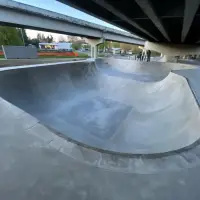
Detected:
left=0, top=55, right=4, bottom=58
left=75, top=52, right=89, bottom=58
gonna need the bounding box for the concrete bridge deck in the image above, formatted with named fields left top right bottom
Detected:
left=59, top=0, right=200, bottom=44
left=0, top=0, right=145, bottom=45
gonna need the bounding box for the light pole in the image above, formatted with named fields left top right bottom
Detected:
left=20, top=28, right=25, bottom=46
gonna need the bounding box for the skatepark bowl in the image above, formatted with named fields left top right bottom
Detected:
left=0, top=58, right=200, bottom=155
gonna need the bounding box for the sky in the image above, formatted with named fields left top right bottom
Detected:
left=14, top=0, right=124, bottom=41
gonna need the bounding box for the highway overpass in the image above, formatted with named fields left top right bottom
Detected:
left=58, top=0, right=200, bottom=44
left=0, top=0, right=145, bottom=46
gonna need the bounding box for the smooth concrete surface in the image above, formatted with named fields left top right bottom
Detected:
left=173, top=68, right=200, bottom=106
left=2, top=89, right=200, bottom=199
left=0, top=59, right=200, bottom=154
left=1, top=59, right=200, bottom=199
left=96, top=58, right=171, bottom=82
left=101, top=56, right=197, bottom=72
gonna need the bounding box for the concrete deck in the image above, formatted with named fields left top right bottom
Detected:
left=1, top=87, right=200, bottom=200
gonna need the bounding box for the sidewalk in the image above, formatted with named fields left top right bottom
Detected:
left=0, top=58, right=85, bottom=68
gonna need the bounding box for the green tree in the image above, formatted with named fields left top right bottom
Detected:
left=46, top=35, right=54, bottom=43
left=36, top=33, right=42, bottom=42
left=28, top=38, right=40, bottom=48
left=112, top=42, right=120, bottom=48
left=98, top=43, right=104, bottom=50
left=72, top=43, right=81, bottom=50
left=37, top=33, right=45, bottom=42
left=36, top=33, right=54, bottom=43
left=98, top=41, right=114, bottom=51
left=18, top=28, right=29, bottom=45
left=0, top=26, right=23, bottom=46
left=58, top=35, right=66, bottom=42
left=105, top=41, right=112, bottom=49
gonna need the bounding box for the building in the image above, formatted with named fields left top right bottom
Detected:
left=39, top=42, right=72, bottom=51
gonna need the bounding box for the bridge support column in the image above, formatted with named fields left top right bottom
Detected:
left=91, top=46, right=97, bottom=59
left=86, top=38, right=104, bottom=59
left=161, top=55, right=178, bottom=62
left=145, top=41, right=200, bottom=62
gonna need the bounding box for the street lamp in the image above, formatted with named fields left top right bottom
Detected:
left=20, top=28, right=25, bottom=46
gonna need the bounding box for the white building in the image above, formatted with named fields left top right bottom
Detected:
left=39, top=42, right=72, bottom=51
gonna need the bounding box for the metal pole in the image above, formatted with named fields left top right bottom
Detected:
left=20, top=28, right=25, bottom=46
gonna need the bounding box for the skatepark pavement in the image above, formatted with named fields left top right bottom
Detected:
left=1, top=58, right=200, bottom=199
left=0, top=58, right=199, bottom=154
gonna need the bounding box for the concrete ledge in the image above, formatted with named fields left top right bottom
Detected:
left=0, top=59, right=93, bottom=72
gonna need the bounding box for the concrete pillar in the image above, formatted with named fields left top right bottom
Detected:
left=145, top=41, right=200, bottom=62
left=162, top=55, right=178, bottom=62
left=90, top=45, right=97, bottom=58
left=85, top=38, right=104, bottom=59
